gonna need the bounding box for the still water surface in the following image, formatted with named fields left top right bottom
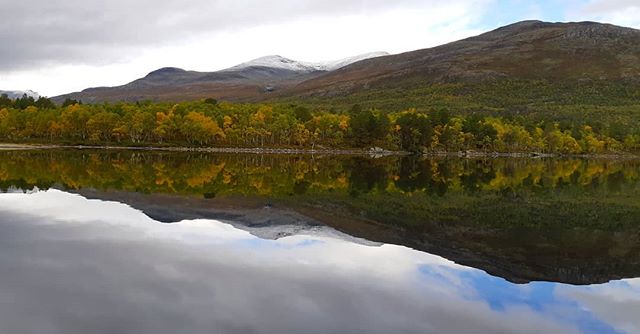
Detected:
left=1, top=150, right=639, bottom=333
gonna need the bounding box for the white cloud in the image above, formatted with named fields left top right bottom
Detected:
left=573, top=0, right=640, bottom=28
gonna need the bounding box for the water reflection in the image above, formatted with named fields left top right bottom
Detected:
left=1, top=150, right=640, bottom=285
left=0, top=190, right=638, bottom=334
left=0, top=151, right=638, bottom=197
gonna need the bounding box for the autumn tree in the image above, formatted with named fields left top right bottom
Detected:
left=181, top=112, right=224, bottom=145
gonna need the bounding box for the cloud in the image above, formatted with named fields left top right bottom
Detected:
left=582, top=0, right=640, bottom=12
left=576, top=0, right=640, bottom=28
left=0, top=0, right=490, bottom=71
left=560, top=281, right=640, bottom=334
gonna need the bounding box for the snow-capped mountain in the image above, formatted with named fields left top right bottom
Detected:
left=53, top=51, right=391, bottom=103
left=0, top=90, right=40, bottom=99
left=228, top=52, right=389, bottom=73
left=228, top=55, right=320, bottom=73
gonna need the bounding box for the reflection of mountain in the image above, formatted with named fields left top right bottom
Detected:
left=77, top=189, right=381, bottom=246
left=75, top=188, right=640, bottom=286
left=390, top=223, right=640, bottom=285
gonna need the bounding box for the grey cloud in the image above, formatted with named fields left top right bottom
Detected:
left=0, top=0, right=459, bottom=71
left=580, top=0, right=640, bottom=27
left=583, top=0, right=640, bottom=13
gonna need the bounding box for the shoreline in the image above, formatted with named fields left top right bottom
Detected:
left=0, top=143, right=406, bottom=156
left=421, top=151, right=640, bottom=160
left=0, top=143, right=637, bottom=159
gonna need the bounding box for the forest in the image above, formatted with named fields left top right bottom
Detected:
left=1, top=90, right=640, bottom=154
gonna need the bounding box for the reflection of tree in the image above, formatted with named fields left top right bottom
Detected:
left=346, top=158, right=388, bottom=197
left=396, top=157, right=431, bottom=192
left=461, top=160, right=497, bottom=193
left=293, top=181, right=311, bottom=195
left=0, top=152, right=639, bottom=201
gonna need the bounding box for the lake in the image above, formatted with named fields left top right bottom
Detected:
left=1, top=150, right=639, bottom=333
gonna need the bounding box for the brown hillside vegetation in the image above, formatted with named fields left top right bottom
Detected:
left=285, top=20, right=640, bottom=98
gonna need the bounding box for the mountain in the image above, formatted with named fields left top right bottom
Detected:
left=52, top=52, right=388, bottom=103
left=0, top=90, right=40, bottom=99
left=228, top=55, right=322, bottom=73
left=283, top=20, right=640, bottom=98
left=53, top=21, right=640, bottom=105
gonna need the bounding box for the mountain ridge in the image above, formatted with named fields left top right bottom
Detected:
left=281, top=20, right=640, bottom=99
left=53, top=52, right=389, bottom=103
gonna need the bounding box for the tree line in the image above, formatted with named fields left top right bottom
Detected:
left=1, top=94, right=639, bottom=154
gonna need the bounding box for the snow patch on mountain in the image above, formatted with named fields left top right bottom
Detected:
left=228, top=55, right=318, bottom=73
left=316, top=52, right=390, bottom=71
left=228, top=52, right=389, bottom=73
left=0, top=90, right=40, bottom=99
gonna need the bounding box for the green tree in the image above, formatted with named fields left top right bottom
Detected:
left=395, top=110, right=432, bottom=152
left=350, top=109, right=389, bottom=146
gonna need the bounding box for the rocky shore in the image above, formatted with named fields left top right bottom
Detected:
left=0, top=143, right=637, bottom=159
left=423, top=150, right=639, bottom=159
left=0, top=143, right=405, bottom=156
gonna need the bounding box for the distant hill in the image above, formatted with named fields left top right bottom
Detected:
left=0, top=90, right=40, bottom=100
left=52, top=52, right=388, bottom=103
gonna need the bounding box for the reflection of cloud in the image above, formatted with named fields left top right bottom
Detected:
left=0, top=190, right=633, bottom=334
left=559, top=281, right=640, bottom=334
left=626, top=277, right=640, bottom=288
left=463, top=273, right=622, bottom=334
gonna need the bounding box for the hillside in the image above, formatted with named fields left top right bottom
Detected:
left=285, top=21, right=640, bottom=100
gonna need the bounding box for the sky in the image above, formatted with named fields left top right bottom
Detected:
left=1, top=0, right=639, bottom=97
